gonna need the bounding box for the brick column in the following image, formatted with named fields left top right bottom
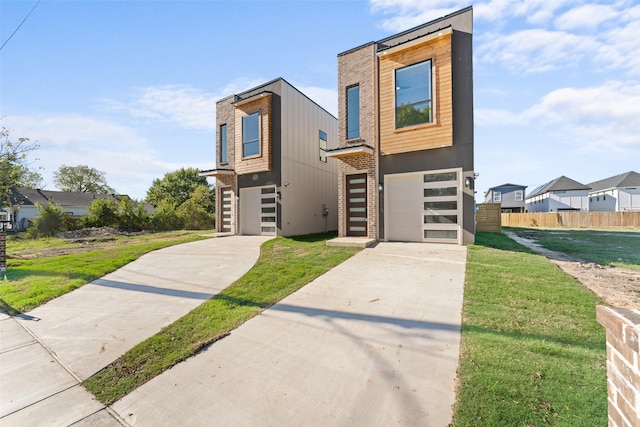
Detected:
left=0, top=230, right=6, bottom=277
left=596, top=306, right=640, bottom=427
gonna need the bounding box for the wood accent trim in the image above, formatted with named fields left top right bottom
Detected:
left=234, top=94, right=272, bottom=175
left=379, top=33, right=452, bottom=155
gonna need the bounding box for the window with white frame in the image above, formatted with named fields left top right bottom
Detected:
left=493, top=191, right=502, bottom=202
left=514, top=190, right=523, bottom=201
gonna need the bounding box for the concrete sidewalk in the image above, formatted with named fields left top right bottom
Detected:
left=113, top=242, right=467, bottom=426
left=0, top=235, right=270, bottom=426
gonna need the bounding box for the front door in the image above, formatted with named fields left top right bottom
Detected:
left=346, top=174, right=367, bottom=237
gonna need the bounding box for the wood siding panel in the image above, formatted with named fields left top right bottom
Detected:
left=501, top=211, right=640, bottom=228
left=234, top=94, right=272, bottom=175
left=476, top=204, right=502, bottom=233
left=379, top=34, right=453, bottom=155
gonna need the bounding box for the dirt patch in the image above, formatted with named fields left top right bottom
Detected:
left=505, top=231, right=640, bottom=308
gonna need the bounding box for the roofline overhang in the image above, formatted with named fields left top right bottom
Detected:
left=326, top=145, right=374, bottom=158
left=200, top=169, right=236, bottom=177
left=233, top=91, right=273, bottom=107
left=377, top=27, right=452, bottom=57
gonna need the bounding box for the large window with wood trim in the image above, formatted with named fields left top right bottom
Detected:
left=395, top=59, right=433, bottom=128
left=346, top=85, right=360, bottom=139
left=242, top=112, right=260, bottom=157
left=220, top=124, right=228, bottom=163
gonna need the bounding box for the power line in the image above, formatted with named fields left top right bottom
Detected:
left=0, top=0, right=42, bottom=52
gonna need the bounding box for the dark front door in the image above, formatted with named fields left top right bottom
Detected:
left=346, top=173, right=367, bottom=237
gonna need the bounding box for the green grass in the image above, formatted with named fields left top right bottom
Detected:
left=0, top=231, right=211, bottom=314
left=84, top=233, right=360, bottom=405
left=506, top=227, right=640, bottom=270
left=453, top=232, right=607, bottom=426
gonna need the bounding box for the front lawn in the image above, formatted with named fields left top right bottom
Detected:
left=453, top=232, right=607, bottom=426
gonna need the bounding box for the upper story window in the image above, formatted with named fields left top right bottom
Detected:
left=220, top=124, right=228, bottom=163
left=319, top=130, right=327, bottom=163
left=346, top=85, right=360, bottom=139
left=493, top=191, right=502, bottom=203
left=242, top=112, right=260, bottom=157
left=395, top=59, right=433, bottom=128
left=514, top=190, right=523, bottom=201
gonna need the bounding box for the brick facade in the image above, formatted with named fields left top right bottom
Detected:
left=217, top=97, right=235, bottom=170
left=336, top=43, right=378, bottom=238
left=597, top=306, right=640, bottom=427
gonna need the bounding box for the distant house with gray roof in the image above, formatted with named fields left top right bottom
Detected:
left=525, top=176, right=591, bottom=212
left=2, top=187, right=152, bottom=231
left=484, top=183, right=527, bottom=213
left=587, top=171, right=640, bottom=212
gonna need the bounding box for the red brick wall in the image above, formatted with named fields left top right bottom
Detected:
left=597, top=306, right=640, bottom=427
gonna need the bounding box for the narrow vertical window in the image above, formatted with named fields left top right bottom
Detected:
left=242, top=112, right=260, bottom=157
left=395, top=59, right=432, bottom=128
left=493, top=191, right=502, bottom=203
left=220, top=124, right=227, bottom=163
left=346, top=85, right=360, bottom=139
left=319, top=130, right=327, bottom=162
left=514, top=190, right=523, bottom=201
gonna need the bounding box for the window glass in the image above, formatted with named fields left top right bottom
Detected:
left=424, top=229, right=457, bottom=240
left=493, top=191, right=502, bottom=202
left=514, top=190, right=523, bottom=201
left=424, top=172, right=456, bottom=183
left=424, top=201, right=457, bottom=210
left=395, top=60, right=432, bottom=128
left=319, top=130, right=327, bottom=162
left=347, top=85, right=360, bottom=139
left=242, top=112, right=260, bottom=157
left=424, top=187, right=457, bottom=197
left=220, top=124, right=227, bottom=163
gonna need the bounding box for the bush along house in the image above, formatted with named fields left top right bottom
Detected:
left=327, top=7, right=475, bottom=244
left=201, top=78, right=338, bottom=237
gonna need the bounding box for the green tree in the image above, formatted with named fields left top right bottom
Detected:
left=28, top=202, right=66, bottom=237
left=85, top=197, right=120, bottom=228
left=1, top=125, right=40, bottom=208
left=53, top=164, right=116, bottom=194
left=176, top=184, right=216, bottom=230
left=146, top=167, right=215, bottom=211
left=115, top=197, right=149, bottom=232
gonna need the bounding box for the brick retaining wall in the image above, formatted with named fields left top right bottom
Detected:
left=596, top=306, right=640, bottom=426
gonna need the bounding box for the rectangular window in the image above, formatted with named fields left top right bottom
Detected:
left=346, top=85, right=360, bottom=139
left=220, top=124, right=227, bottom=163
left=493, top=191, right=502, bottom=202
left=395, top=59, right=432, bottom=128
left=319, top=130, right=327, bottom=162
left=424, top=172, right=456, bottom=183
left=424, top=187, right=457, bottom=198
left=242, top=112, right=260, bottom=157
left=514, top=190, right=523, bottom=201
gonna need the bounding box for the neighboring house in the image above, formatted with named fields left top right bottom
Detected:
left=3, top=187, right=134, bottom=231
left=326, top=7, right=475, bottom=244
left=484, top=184, right=527, bottom=213
left=525, top=176, right=591, bottom=212
left=587, top=171, right=640, bottom=212
left=200, top=78, right=338, bottom=237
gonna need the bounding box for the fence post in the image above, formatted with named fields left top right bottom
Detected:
left=0, top=230, right=6, bottom=279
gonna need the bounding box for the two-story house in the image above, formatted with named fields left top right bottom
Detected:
left=326, top=7, right=475, bottom=244
left=484, top=184, right=527, bottom=213
left=201, top=78, right=338, bottom=237
left=587, top=171, right=640, bottom=212
left=525, top=176, right=591, bottom=212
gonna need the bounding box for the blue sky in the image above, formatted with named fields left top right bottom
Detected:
left=1, top=0, right=639, bottom=201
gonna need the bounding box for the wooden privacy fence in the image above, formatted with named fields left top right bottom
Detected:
left=501, top=211, right=640, bottom=228
left=476, top=204, right=502, bottom=232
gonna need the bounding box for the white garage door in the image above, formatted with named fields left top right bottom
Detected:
left=385, top=169, right=462, bottom=244
left=240, top=186, right=277, bottom=236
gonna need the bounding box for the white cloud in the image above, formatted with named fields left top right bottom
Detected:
left=554, top=4, right=619, bottom=31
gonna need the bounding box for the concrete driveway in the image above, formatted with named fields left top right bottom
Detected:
left=0, top=236, right=270, bottom=426
left=113, top=242, right=467, bottom=427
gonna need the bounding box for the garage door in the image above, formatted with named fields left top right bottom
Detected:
left=240, top=186, right=277, bottom=236
left=385, top=169, right=461, bottom=244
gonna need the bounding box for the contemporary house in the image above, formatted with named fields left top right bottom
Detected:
left=525, top=176, right=591, bottom=212
left=484, top=183, right=527, bottom=213
left=201, top=78, right=338, bottom=237
left=2, top=187, right=136, bottom=231
left=588, top=171, right=640, bottom=212
left=327, top=7, right=475, bottom=244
